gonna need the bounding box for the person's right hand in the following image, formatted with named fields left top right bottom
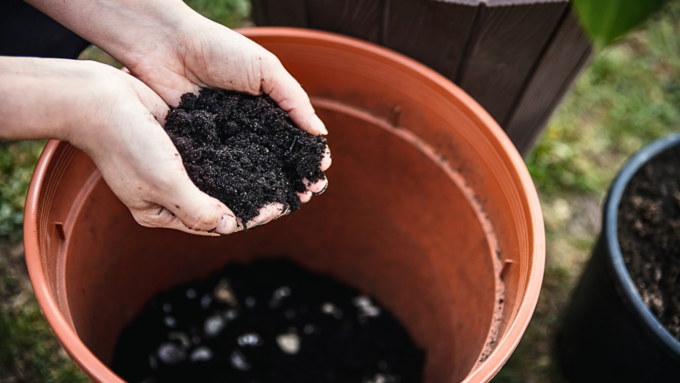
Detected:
left=1, top=56, right=260, bottom=235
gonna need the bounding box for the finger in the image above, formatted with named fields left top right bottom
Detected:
left=132, top=206, right=221, bottom=236
left=261, top=60, right=328, bottom=136
left=120, top=67, right=131, bottom=74
left=234, top=202, right=288, bottom=231
left=159, top=177, right=238, bottom=235
left=320, top=146, right=332, bottom=171
left=303, top=177, right=328, bottom=195
left=297, top=190, right=312, bottom=204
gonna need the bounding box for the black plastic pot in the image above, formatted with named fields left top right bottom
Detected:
left=556, top=133, right=680, bottom=382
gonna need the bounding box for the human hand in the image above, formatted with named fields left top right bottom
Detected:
left=0, top=56, right=241, bottom=235
left=25, top=0, right=332, bottom=228
left=120, top=16, right=332, bottom=214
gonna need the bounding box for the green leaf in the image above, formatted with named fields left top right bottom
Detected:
left=573, top=0, right=669, bottom=48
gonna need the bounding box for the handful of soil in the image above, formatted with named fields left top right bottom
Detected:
left=619, top=146, right=680, bottom=339
left=164, top=90, right=328, bottom=224
left=112, top=259, right=425, bottom=383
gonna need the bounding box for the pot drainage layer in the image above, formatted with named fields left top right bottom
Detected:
left=112, top=259, right=424, bottom=383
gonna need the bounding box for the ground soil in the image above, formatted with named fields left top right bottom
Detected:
left=112, top=259, right=424, bottom=383
left=164, top=90, right=327, bottom=224
left=619, top=146, right=680, bottom=339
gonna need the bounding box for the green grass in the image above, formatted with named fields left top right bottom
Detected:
left=3, top=0, right=680, bottom=381
left=0, top=141, right=46, bottom=241
left=527, top=1, right=680, bottom=197
left=184, top=0, right=251, bottom=27
left=0, top=245, right=87, bottom=382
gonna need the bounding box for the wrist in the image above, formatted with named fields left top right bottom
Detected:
left=113, top=2, right=204, bottom=69
left=25, top=0, right=200, bottom=69
left=0, top=57, right=94, bottom=142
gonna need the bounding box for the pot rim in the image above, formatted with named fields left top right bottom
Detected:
left=24, top=27, right=545, bottom=383
left=605, top=132, right=680, bottom=359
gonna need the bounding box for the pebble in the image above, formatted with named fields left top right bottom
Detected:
left=276, top=331, right=301, bottom=354
left=274, top=286, right=291, bottom=299
left=186, top=288, right=197, bottom=299
left=269, top=286, right=291, bottom=309
left=168, top=332, right=191, bottom=349
left=189, top=346, right=213, bottom=362
left=237, top=333, right=263, bottom=346
left=230, top=348, right=251, bottom=371
left=204, top=315, right=225, bottom=337
left=214, top=278, right=238, bottom=306
left=353, top=295, right=381, bottom=319
left=365, top=373, right=400, bottom=383
left=366, top=374, right=387, bottom=383
left=321, top=302, right=343, bottom=318
left=157, top=342, right=186, bottom=365
left=201, top=294, right=212, bottom=309
left=164, top=316, right=177, bottom=328
left=245, top=296, right=256, bottom=309
left=224, top=309, right=239, bottom=321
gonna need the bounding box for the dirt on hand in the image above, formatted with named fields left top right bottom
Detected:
left=164, top=90, right=327, bottom=225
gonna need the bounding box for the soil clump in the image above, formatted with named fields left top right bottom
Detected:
left=619, top=146, right=680, bottom=339
left=164, top=90, right=327, bottom=224
left=112, top=259, right=425, bottom=383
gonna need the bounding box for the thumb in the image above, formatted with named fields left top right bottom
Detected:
left=133, top=179, right=238, bottom=235
left=261, top=58, right=328, bottom=136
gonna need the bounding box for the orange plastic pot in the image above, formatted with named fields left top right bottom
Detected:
left=24, top=28, right=544, bottom=383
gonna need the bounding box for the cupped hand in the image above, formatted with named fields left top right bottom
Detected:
left=120, top=16, right=332, bottom=227
left=68, top=60, right=249, bottom=235
left=95, top=60, right=331, bottom=234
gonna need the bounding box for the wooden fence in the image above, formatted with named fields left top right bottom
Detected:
left=251, top=0, right=592, bottom=156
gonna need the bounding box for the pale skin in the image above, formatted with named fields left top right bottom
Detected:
left=0, top=0, right=332, bottom=235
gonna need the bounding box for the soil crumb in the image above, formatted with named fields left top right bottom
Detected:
left=112, top=259, right=425, bottom=383
left=619, top=145, right=680, bottom=339
left=164, top=90, right=327, bottom=224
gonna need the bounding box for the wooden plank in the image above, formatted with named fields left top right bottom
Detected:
left=384, top=0, right=479, bottom=79
left=306, top=0, right=383, bottom=43
left=504, top=8, right=592, bottom=156
left=251, top=0, right=308, bottom=28
left=457, top=3, right=568, bottom=126
left=250, top=0, right=268, bottom=26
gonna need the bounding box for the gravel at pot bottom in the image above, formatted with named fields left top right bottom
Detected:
left=164, top=90, right=328, bottom=225
left=112, top=259, right=424, bottom=383
left=619, top=146, right=680, bottom=339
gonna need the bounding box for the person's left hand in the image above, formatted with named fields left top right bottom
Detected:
left=119, top=20, right=333, bottom=226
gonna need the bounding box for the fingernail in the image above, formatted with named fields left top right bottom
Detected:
left=313, top=179, right=329, bottom=195
left=313, top=114, right=328, bottom=135
left=279, top=204, right=290, bottom=218
left=216, top=215, right=238, bottom=235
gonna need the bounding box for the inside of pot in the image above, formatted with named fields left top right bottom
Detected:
left=43, top=105, right=499, bottom=383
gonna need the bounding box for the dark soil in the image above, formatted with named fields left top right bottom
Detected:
left=112, top=259, right=425, bottom=383
left=619, top=146, right=680, bottom=339
left=164, top=90, right=327, bottom=224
